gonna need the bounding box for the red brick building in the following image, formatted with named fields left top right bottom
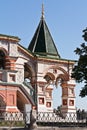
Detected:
left=0, top=6, right=76, bottom=114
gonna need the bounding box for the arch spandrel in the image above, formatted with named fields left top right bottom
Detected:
left=44, top=72, right=55, bottom=81
left=43, top=66, right=69, bottom=85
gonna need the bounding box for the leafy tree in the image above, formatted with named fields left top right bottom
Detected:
left=72, top=28, right=87, bottom=97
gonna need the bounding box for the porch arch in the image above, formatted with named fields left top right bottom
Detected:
left=40, top=66, right=75, bottom=113
left=44, top=66, right=69, bottom=85
left=44, top=72, right=55, bottom=84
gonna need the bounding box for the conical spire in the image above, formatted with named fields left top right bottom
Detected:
left=41, top=3, right=45, bottom=20
left=28, top=5, right=60, bottom=59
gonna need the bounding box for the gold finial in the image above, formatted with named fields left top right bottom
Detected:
left=41, top=3, right=45, bottom=19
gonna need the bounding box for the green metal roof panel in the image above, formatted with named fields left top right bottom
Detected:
left=34, top=21, right=46, bottom=52
left=44, top=21, right=59, bottom=55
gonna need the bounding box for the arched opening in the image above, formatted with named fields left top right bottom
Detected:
left=44, top=73, right=57, bottom=111
left=24, top=63, right=34, bottom=94
left=23, top=63, right=35, bottom=106
left=53, top=74, right=68, bottom=111
left=0, top=50, right=5, bottom=69
left=24, top=63, right=33, bottom=83
left=17, top=91, right=28, bottom=112
left=44, top=69, right=69, bottom=113
left=53, top=77, right=63, bottom=111
left=44, top=72, right=55, bottom=85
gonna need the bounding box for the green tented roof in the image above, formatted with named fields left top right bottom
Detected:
left=28, top=17, right=60, bottom=59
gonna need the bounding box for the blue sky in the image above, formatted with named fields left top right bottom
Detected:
left=0, top=0, right=87, bottom=110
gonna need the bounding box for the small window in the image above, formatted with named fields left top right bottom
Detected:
left=63, top=99, right=67, bottom=106
left=46, top=102, right=51, bottom=107
left=69, top=100, right=74, bottom=106
left=39, top=97, right=44, bottom=104
left=9, top=74, right=15, bottom=82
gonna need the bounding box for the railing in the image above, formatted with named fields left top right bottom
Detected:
left=37, top=112, right=87, bottom=127
left=0, top=111, right=31, bottom=127
left=23, top=80, right=34, bottom=98
left=0, top=111, right=86, bottom=127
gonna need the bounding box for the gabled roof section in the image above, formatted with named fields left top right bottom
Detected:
left=28, top=5, right=60, bottom=59
left=0, top=34, right=20, bottom=42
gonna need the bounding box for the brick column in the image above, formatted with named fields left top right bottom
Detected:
left=61, top=82, right=76, bottom=114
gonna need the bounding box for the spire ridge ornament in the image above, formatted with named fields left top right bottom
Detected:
left=41, top=3, right=45, bottom=19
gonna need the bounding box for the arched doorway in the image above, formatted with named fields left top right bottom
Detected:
left=24, top=63, right=35, bottom=100
left=44, top=72, right=65, bottom=112
left=17, top=91, right=29, bottom=112
left=24, top=63, right=35, bottom=84
left=16, top=63, right=36, bottom=112
left=53, top=81, right=62, bottom=110
left=24, top=64, right=32, bottom=82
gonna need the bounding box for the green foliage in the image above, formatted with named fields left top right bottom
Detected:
left=0, top=120, right=25, bottom=127
left=72, top=28, right=87, bottom=97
